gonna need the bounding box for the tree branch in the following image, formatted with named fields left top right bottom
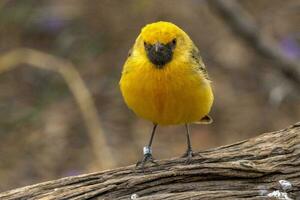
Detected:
left=1, top=122, right=299, bottom=199
left=0, top=48, right=116, bottom=169
left=207, top=0, right=300, bottom=89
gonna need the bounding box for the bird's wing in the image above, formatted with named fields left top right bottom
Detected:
left=190, top=46, right=213, bottom=124
left=127, top=47, right=133, bottom=57
left=121, top=47, right=134, bottom=75
left=191, top=46, right=210, bottom=81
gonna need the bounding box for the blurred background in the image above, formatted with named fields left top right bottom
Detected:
left=0, top=0, right=299, bottom=192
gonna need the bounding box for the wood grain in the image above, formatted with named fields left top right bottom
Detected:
left=1, top=122, right=300, bottom=200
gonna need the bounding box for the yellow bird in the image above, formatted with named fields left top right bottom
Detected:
left=120, top=21, right=213, bottom=167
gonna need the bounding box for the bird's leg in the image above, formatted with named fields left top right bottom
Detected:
left=181, top=124, right=194, bottom=164
left=136, top=124, right=158, bottom=169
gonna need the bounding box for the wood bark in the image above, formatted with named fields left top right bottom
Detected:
left=1, top=123, right=300, bottom=200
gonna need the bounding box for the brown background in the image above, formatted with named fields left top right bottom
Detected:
left=0, top=0, right=299, bottom=191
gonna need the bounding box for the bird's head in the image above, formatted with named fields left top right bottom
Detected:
left=136, top=21, right=191, bottom=69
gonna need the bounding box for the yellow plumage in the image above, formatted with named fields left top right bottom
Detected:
left=120, top=21, right=213, bottom=125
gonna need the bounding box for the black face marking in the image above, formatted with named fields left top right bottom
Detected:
left=144, top=39, right=176, bottom=68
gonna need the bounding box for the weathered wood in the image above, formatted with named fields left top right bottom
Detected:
left=1, top=123, right=300, bottom=200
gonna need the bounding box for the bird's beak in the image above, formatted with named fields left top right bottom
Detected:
left=154, top=42, right=164, bottom=52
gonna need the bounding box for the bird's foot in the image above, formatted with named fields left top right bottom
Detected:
left=136, top=146, right=158, bottom=171
left=181, top=148, right=194, bottom=164
left=136, top=153, right=158, bottom=170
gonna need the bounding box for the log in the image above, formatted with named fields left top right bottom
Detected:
left=1, top=122, right=300, bottom=200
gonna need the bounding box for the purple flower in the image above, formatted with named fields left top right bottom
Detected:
left=280, top=36, right=300, bottom=59
left=63, top=169, right=81, bottom=177
left=43, top=17, right=66, bottom=32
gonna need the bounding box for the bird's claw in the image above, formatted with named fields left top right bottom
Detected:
left=181, top=148, right=194, bottom=164
left=136, top=153, right=158, bottom=170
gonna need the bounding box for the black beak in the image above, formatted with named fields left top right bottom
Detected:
left=145, top=42, right=173, bottom=68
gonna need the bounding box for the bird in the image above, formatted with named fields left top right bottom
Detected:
left=119, top=21, right=213, bottom=168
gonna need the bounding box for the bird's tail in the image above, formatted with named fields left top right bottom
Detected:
left=193, top=115, right=213, bottom=124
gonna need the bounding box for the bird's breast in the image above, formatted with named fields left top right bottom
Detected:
left=120, top=61, right=213, bottom=125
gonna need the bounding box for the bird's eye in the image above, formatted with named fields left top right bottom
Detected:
left=144, top=41, right=151, bottom=50
left=167, top=38, right=177, bottom=50
left=172, top=39, right=177, bottom=45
